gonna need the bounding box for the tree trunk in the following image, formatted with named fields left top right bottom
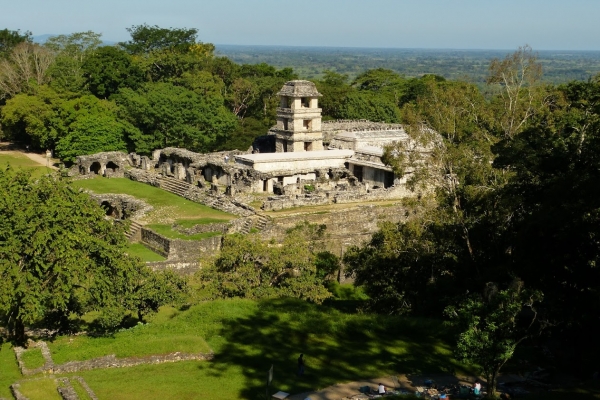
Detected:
left=486, top=370, right=498, bottom=398
left=14, top=317, right=26, bottom=345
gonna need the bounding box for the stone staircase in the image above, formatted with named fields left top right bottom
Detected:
left=125, top=221, right=143, bottom=242
left=157, top=176, right=191, bottom=197
left=255, top=214, right=270, bottom=231
left=239, top=219, right=253, bottom=234
left=125, top=169, right=256, bottom=217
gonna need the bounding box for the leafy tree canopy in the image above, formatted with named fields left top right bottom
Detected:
left=0, top=168, right=143, bottom=342
left=82, top=46, right=144, bottom=98
left=44, top=31, right=103, bottom=94
left=117, top=82, right=236, bottom=153
left=446, top=280, right=543, bottom=398
left=0, top=28, right=32, bottom=58
left=199, top=223, right=333, bottom=303
left=120, top=24, right=199, bottom=55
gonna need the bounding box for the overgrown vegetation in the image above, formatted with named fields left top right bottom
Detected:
left=2, top=22, right=600, bottom=398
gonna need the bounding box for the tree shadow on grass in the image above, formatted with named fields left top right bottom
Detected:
left=205, top=298, right=470, bottom=399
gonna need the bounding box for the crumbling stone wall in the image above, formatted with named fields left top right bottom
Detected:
left=260, top=202, right=413, bottom=252
left=70, top=151, right=131, bottom=177
left=147, top=260, right=201, bottom=274
left=125, top=169, right=256, bottom=217
left=88, top=193, right=153, bottom=220
left=173, top=222, right=230, bottom=235
left=140, top=228, right=222, bottom=261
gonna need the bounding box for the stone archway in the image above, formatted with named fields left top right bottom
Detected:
left=106, top=161, right=119, bottom=174
left=90, top=162, right=101, bottom=175
left=100, top=201, right=119, bottom=218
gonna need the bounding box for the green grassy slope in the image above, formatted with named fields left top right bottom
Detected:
left=12, top=299, right=471, bottom=400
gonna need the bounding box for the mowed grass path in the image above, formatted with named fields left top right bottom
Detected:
left=10, top=299, right=475, bottom=400
left=71, top=176, right=234, bottom=224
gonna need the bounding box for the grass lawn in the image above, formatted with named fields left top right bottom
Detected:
left=71, top=176, right=234, bottom=224
left=18, top=379, right=62, bottom=400
left=48, top=310, right=212, bottom=364
left=175, top=218, right=231, bottom=228
left=19, top=347, right=46, bottom=369
left=13, top=298, right=469, bottom=400
left=126, top=243, right=166, bottom=262
left=146, top=224, right=222, bottom=240
left=0, top=343, right=22, bottom=398
left=0, top=153, right=55, bottom=178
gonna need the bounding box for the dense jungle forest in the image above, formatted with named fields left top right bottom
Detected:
left=2, top=25, right=600, bottom=397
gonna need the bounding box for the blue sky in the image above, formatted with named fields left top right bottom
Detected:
left=2, top=0, right=599, bottom=50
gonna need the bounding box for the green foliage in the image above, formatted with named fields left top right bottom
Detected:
left=44, top=31, right=102, bottom=94
left=120, top=24, right=199, bottom=55
left=445, top=280, right=543, bottom=398
left=82, top=46, right=143, bottom=98
left=116, top=82, right=236, bottom=153
left=0, top=168, right=166, bottom=341
left=200, top=223, right=332, bottom=303
left=54, top=94, right=137, bottom=160
left=2, top=91, right=136, bottom=159
left=339, top=91, right=401, bottom=123
left=55, top=113, right=128, bottom=161
left=344, top=219, right=457, bottom=315
left=492, top=76, right=600, bottom=332
left=314, top=250, right=340, bottom=280
left=130, top=270, right=188, bottom=322
left=0, top=28, right=31, bottom=58
left=0, top=86, right=62, bottom=148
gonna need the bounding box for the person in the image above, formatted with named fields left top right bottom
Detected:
left=297, top=353, right=305, bottom=376
left=378, top=383, right=386, bottom=395
left=474, top=381, right=481, bottom=395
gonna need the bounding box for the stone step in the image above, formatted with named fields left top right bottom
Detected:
left=125, top=221, right=143, bottom=240
left=255, top=215, right=270, bottom=230
left=240, top=219, right=253, bottom=234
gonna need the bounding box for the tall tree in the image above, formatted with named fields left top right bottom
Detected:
left=44, top=31, right=102, bottom=93
left=487, top=45, right=545, bottom=139
left=200, top=223, right=332, bottom=303
left=120, top=24, right=198, bottom=54
left=82, top=46, right=144, bottom=98
left=0, top=28, right=31, bottom=58
left=0, top=42, right=54, bottom=100
left=0, top=85, right=62, bottom=148
left=116, top=82, right=236, bottom=153
left=446, top=280, right=543, bottom=398
left=0, top=168, right=144, bottom=342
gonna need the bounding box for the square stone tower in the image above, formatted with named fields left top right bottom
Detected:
left=273, top=80, right=324, bottom=152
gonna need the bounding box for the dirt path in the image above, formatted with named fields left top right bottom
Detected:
left=288, top=373, right=526, bottom=400
left=288, top=373, right=474, bottom=400
left=0, top=143, right=59, bottom=170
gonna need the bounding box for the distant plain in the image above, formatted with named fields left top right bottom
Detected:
left=216, top=45, right=600, bottom=83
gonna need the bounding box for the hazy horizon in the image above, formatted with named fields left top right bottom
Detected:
left=5, top=0, right=600, bottom=51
